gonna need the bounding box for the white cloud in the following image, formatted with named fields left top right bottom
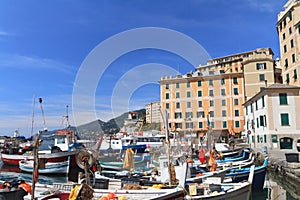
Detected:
left=0, top=54, right=75, bottom=74
left=0, top=31, right=9, bottom=36
left=246, top=0, right=281, bottom=13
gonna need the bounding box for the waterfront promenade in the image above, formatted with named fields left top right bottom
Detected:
left=253, top=147, right=300, bottom=180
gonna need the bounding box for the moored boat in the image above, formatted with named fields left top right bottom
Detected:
left=19, top=159, right=69, bottom=174
left=225, top=157, right=268, bottom=190
left=185, top=165, right=255, bottom=200
left=1, top=128, right=83, bottom=167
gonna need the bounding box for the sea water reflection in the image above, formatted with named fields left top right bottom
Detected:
left=253, top=170, right=300, bottom=200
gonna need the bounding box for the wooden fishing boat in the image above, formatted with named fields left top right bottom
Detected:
left=225, top=157, right=268, bottom=189
left=185, top=165, right=254, bottom=200
left=26, top=182, right=185, bottom=200
left=19, top=159, right=69, bottom=174
left=0, top=187, right=29, bottom=200
left=1, top=149, right=79, bottom=166
left=39, top=192, right=70, bottom=200
left=0, top=180, right=32, bottom=200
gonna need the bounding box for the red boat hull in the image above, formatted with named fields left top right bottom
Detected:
left=1, top=150, right=79, bottom=167
left=40, top=192, right=70, bottom=200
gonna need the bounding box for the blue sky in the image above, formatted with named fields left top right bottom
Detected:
left=0, top=0, right=287, bottom=137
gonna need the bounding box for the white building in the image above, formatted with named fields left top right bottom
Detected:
left=243, top=83, right=300, bottom=150
left=146, top=102, right=161, bottom=123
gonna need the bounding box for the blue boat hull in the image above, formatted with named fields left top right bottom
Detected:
left=226, top=166, right=266, bottom=189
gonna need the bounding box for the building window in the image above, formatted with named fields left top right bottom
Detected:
left=292, top=54, right=296, bottom=63
left=166, top=103, right=169, bottom=109
left=279, top=23, right=282, bottom=31
left=198, top=81, right=202, bottom=86
left=260, top=115, right=265, bottom=126
left=185, top=122, right=194, bottom=128
left=256, top=118, right=259, bottom=128
left=187, top=102, right=191, bottom=108
left=235, top=121, right=240, bottom=128
left=198, top=90, right=202, bottom=97
left=222, top=99, right=226, bottom=106
left=262, top=96, right=265, bottom=107
left=186, top=122, right=194, bottom=129
left=222, top=121, right=227, bottom=128
left=175, top=123, right=182, bottom=129
left=209, top=80, right=213, bottom=86
left=259, top=74, right=265, bottom=81
left=198, top=101, right=202, bottom=107
left=176, top=83, right=180, bottom=88
left=294, top=69, right=297, bottom=79
left=250, top=104, right=253, bottom=113
left=283, top=33, right=286, bottom=40
left=288, top=11, right=292, bottom=21
left=221, top=89, right=226, bottom=95
left=291, top=39, right=294, bottom=48
left=234, top=99, right=239, bottom=105
left=210, top=111, right=214, bottom=117
left=209, top=90, right=214, bottom=96
left=166, top=93, right=169, bottom=99
left=197, top=111, right=204, bottom=118
left=286, top=73, right=290, bottom=83
left=221, top=78, right=225, bottom=85
left=234, top=110, right=239, bottom=117
left=198, top=122, right=203, bottom=128
left=176, top=92, right=180, bottom=98
left=298, top=24, right=300, bottom=34
left=233, top=77, right=238, bottom=84
left=165, top=84, right=169, bottom=89
left=234, top=88, right=238, bottom=95
left=285, top=58, right=288, bottom=68
left=289, top=27, right=292, bottom=34
left=222, top=110, right=226, bottom=117
left=186, top=112, right=193, bottom=118
left=279, top=93, right=288, bottom=105
left=211, top=122, right=215, bottom=128
left=176, top=102, right=180, bottom=109
left=255, top=101, right=258, bottom=110
left=187, top=91, right=191, bottom=98
left=210, top=100, right=214, bottom=107
left=175, top=112, right=182, bottom=119
left=284, top=45, right=287, bottom=53
left=186, top=82, right=190, bottom=88
left=280, top=113, right=289, bottom=126
left=256, top=63, right=266, bottom=70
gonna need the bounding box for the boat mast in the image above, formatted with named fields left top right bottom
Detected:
left=30, top=95, right=35, bottom=137
left=65, top=105, right=70, bottom=129
left=164, top=109, right=173, bottom=186
left=31, top=98, right=45, bottom=200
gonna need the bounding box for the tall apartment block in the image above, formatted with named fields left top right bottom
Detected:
left=159, top=48, right=281, bottom=139
left=277, top=0, right=300, bottom=86
left=146, top=102, right=162, bottom=123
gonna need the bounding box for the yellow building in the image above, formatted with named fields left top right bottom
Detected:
left=159, top=48, right=280, bottom=139
left=277, top=0, right=300, bottom=86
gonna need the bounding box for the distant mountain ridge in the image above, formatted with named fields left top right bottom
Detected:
left=40, top=109, right=146, bottom=141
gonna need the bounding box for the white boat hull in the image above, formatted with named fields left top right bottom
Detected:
left=19, top=160, right=69, bottom=174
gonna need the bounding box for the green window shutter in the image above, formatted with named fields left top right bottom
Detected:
left=281, top=113, right=289, bottom=126
left=279, top=93, right=288, bottom=105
